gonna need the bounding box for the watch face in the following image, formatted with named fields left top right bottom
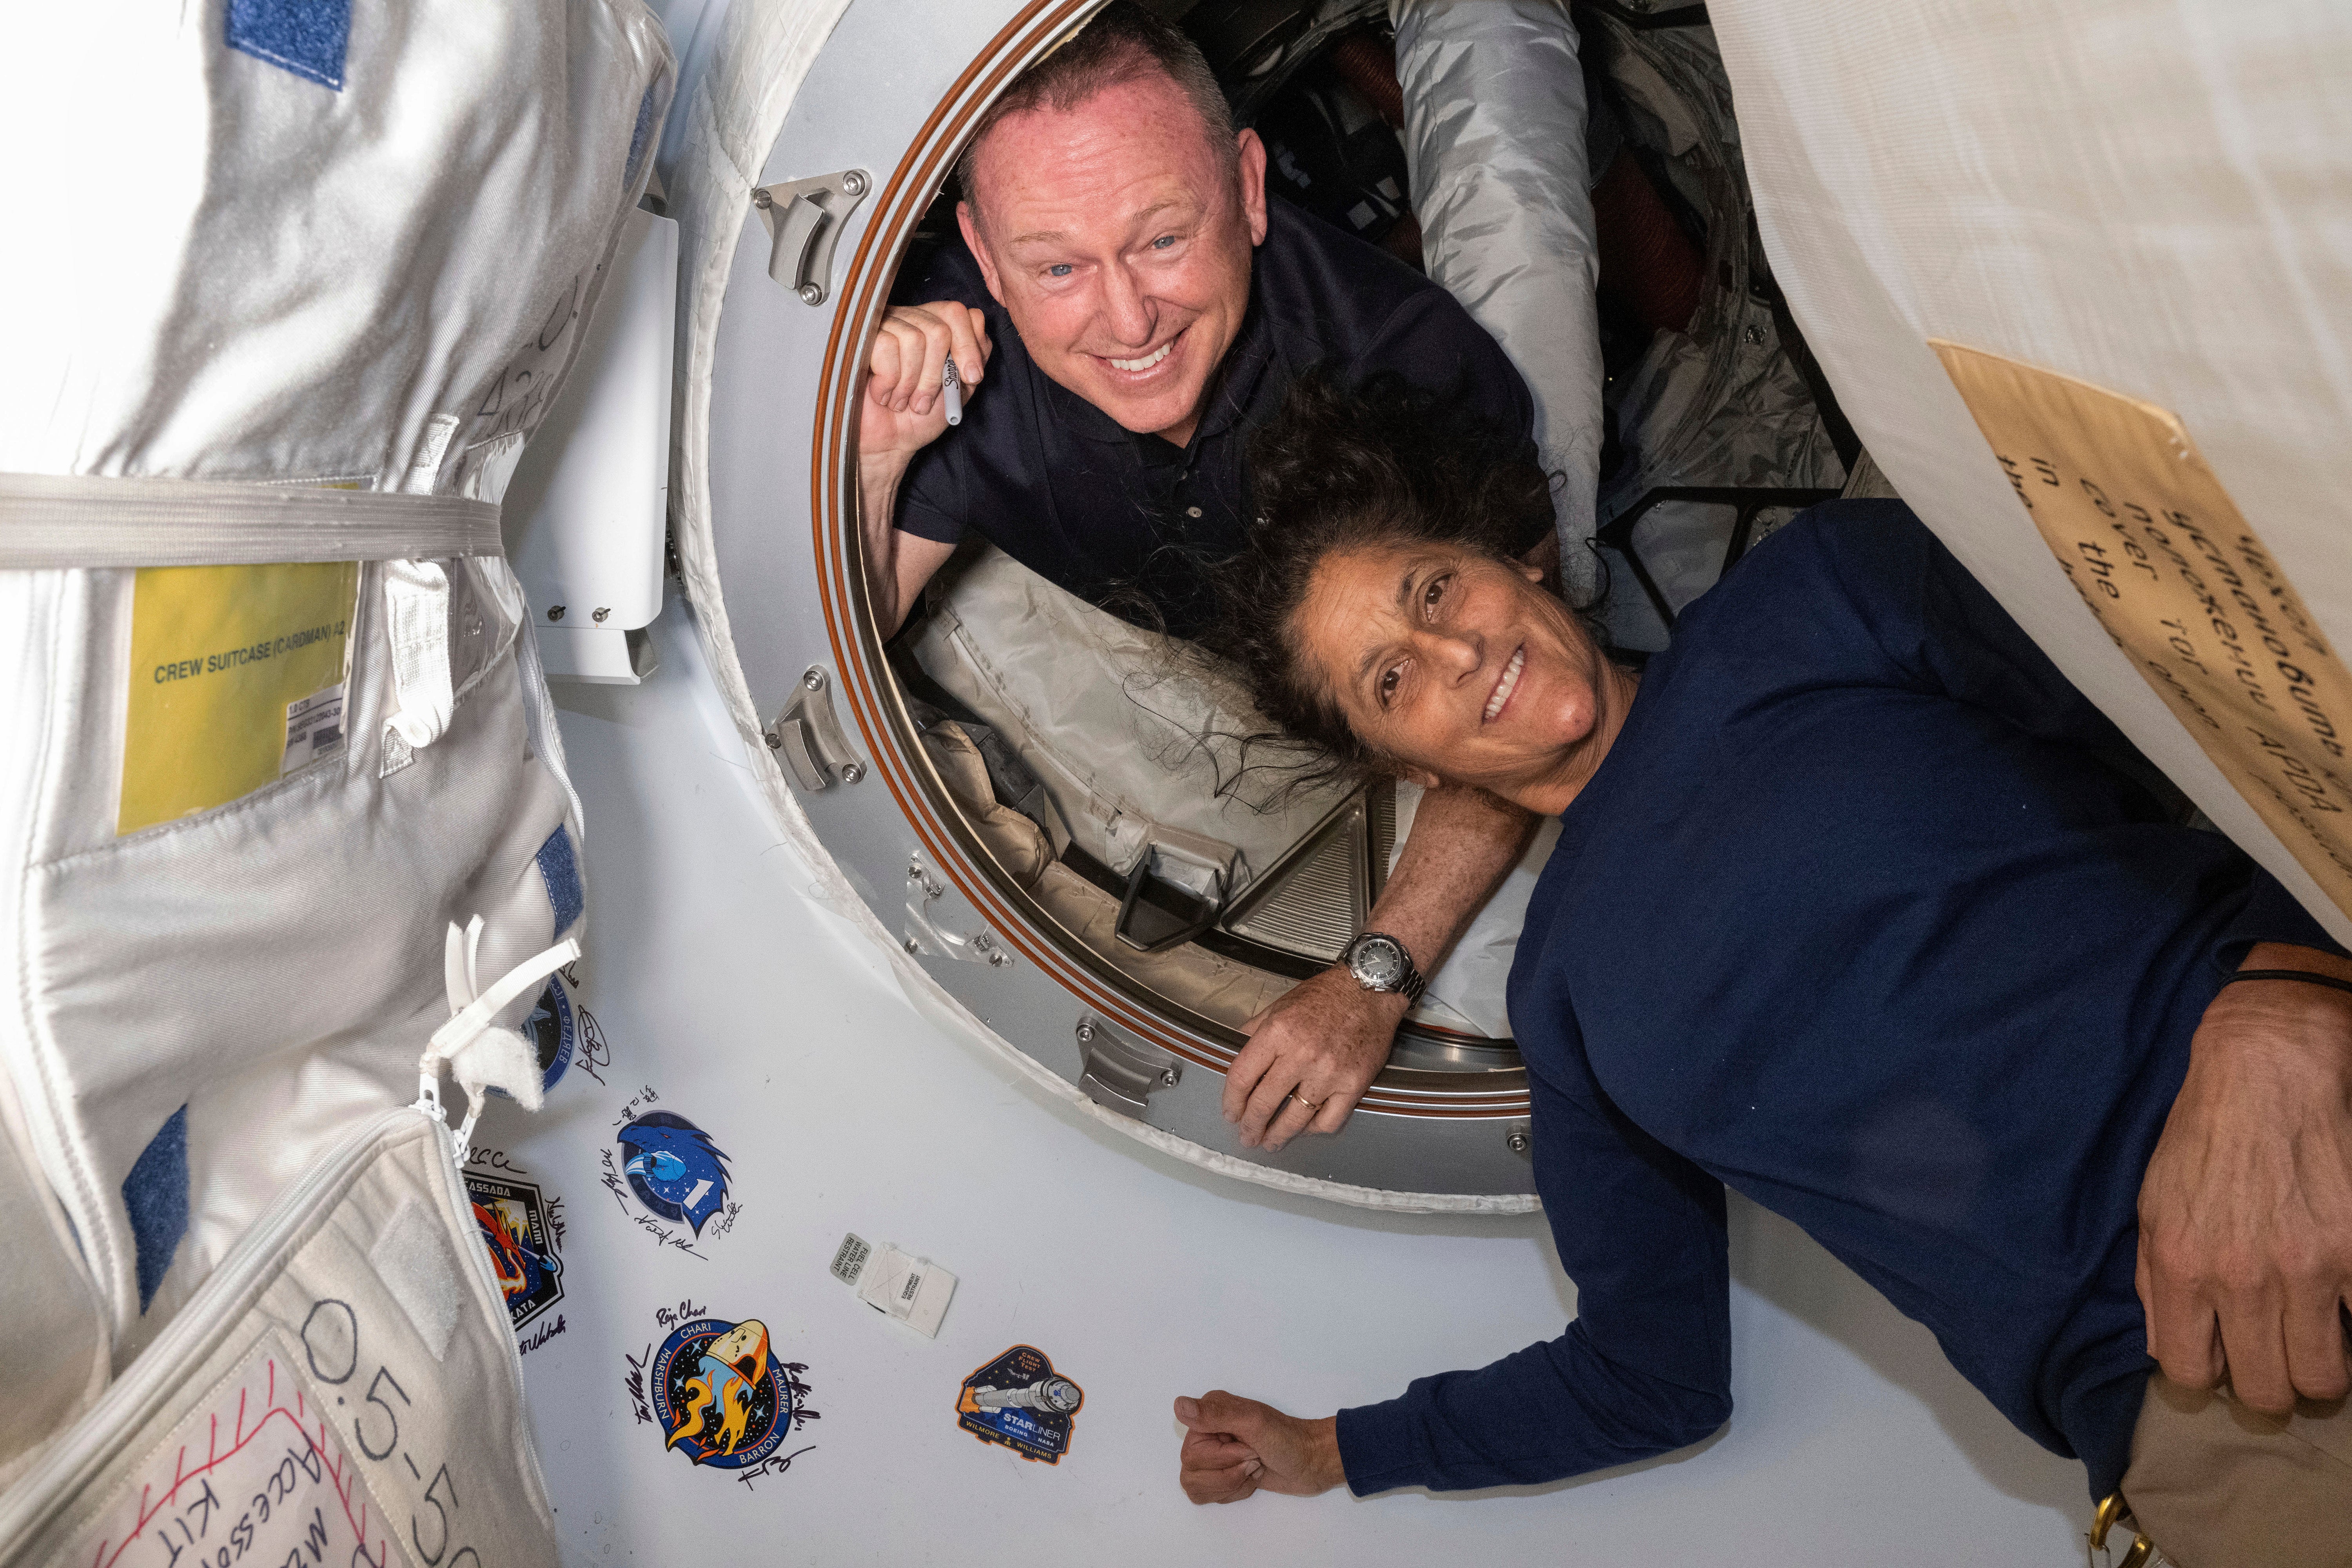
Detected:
left=1351, top=936, right=1407, bottom=989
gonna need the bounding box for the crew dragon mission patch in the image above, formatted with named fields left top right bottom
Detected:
left=626, top=1302, right=819, bottom=1486
left=956, top=1345, right=1085, bottom=1464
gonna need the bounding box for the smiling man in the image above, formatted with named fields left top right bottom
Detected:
left=857, top=3, right=1550, bottom=1150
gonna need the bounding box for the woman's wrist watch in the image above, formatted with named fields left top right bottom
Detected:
left=1341, top=931, right=1426, bottom=1003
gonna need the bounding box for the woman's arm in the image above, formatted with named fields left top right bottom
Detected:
left=1178, top=1053, right=1735, bottom=1499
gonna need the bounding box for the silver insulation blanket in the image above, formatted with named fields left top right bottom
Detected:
left=1392, top=0, right=1606, bottom=600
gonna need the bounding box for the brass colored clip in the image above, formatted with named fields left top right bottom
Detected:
left=2089, top=1494, right=2154, bottom=1568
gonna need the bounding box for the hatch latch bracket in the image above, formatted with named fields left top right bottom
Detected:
left=751, top=169, right=871, bottom=307
left=765, top=665, right=867, bottom=791
left=1074, top=1017, right=1181, bottom=1118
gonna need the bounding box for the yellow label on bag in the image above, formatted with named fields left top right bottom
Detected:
left=1933, top=340, right=2352, bottom=918
left=119, top=561, right=361, bottom=835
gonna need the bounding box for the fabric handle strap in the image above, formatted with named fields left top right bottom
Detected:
left=0, top=471, right=503, bottom=568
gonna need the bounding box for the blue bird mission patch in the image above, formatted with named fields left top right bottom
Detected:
left=617, top=1110, right=731, bottom=1233
left=599, top=1089, right=744, bottom=1259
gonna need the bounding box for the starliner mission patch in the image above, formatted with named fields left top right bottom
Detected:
left=956, top=1345, right=1084, bottom=1464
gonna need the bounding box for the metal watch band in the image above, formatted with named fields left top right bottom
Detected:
left=1347, top=931, right=1427, bottom=1004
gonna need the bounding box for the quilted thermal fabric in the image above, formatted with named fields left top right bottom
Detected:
left=1392, top=0, right=1607, bottom=601
left=1706, top=0, right=2352, bottom=945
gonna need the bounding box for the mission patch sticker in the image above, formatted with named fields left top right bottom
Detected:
left=597, top=1086, right=742, bottom=1258
left=956, top=1345, right=1084, bottom=1465
left=524, top=974, right=577, bottom=1093
left=465, top=1169, right=564, bottom=1332
left=624, top=1303, right=818, bottom=1481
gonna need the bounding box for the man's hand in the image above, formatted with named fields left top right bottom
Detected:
left=860, top=301, right=990, bottom=464
left=2137, top=942, right=2352, bottom=1414
left=1174, top=1393, right=1345, bottom=1504
left=857, top=301, right=989, bottom=634
left=1224, top=968, right=1406, bottom=1152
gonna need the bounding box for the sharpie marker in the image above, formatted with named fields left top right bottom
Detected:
left=942, top=356, right=965, bottom=426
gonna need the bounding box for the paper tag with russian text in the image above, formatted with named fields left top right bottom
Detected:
left=1933, top=341, right=2352, bottom=920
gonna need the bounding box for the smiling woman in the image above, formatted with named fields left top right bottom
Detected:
left=1210, top=368, right=1636, bottom=809
left=1174, top=373, right=2352, bottom=1560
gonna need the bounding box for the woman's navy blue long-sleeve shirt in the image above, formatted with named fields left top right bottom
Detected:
left=1336, top=502, right=2341, bottom=1501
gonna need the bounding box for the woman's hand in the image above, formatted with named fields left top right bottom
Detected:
left=861, top=301, right=990, bottom=466
left=2136, top=943, right=2352, bottom=1414
left=1174, top=1392, right=1346, bottom=1503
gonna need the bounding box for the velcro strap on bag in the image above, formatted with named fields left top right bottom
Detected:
left=0, top=473, right=503, bottom=568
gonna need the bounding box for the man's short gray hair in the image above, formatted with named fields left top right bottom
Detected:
left=956, top=2, right=1239, bottom=220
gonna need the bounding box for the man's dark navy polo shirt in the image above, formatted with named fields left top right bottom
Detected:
left=893, top=199, right=1538, bottom=639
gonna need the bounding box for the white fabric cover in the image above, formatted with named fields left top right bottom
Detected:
left=0, top=1111, right=559, bottom=1568
left=664, top=0, right=1535, bottom=1213
left=910, top=546, right=1357, bottom=888
left=0, top=1074, right=107, bottom=1492
left=1392, top=784, right=1561, bottom=1040
left=1707, top=0, right=2352, bottom=945
left=1392, top=0, right=1606, bottom=600
left=2, top=1, right=671, bottom=497
left=0, top=0, right=673, bottom=1399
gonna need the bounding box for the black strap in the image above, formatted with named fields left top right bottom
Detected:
left=2220, top=968, right=2352, bottom=998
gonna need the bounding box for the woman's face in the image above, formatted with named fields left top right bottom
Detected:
left=1292, top=541, right=1629, bottom=811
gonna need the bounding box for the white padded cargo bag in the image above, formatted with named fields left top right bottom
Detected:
left=0, top=0, right=673, bottom=1549
left=1707, top=0, right=2352, bottom=945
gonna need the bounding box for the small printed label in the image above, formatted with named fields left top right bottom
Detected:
left=281, top=684, right=347, bottom=775
left=120, top=559, right=360, bottom=834
left=829, top=1234, right=871, bottom=1286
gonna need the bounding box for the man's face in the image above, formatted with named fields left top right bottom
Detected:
left=958, top=71, right=1268, bottom=448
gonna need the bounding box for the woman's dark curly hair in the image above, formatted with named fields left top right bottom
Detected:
left=1199, top=367, right=1556, bottom=779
